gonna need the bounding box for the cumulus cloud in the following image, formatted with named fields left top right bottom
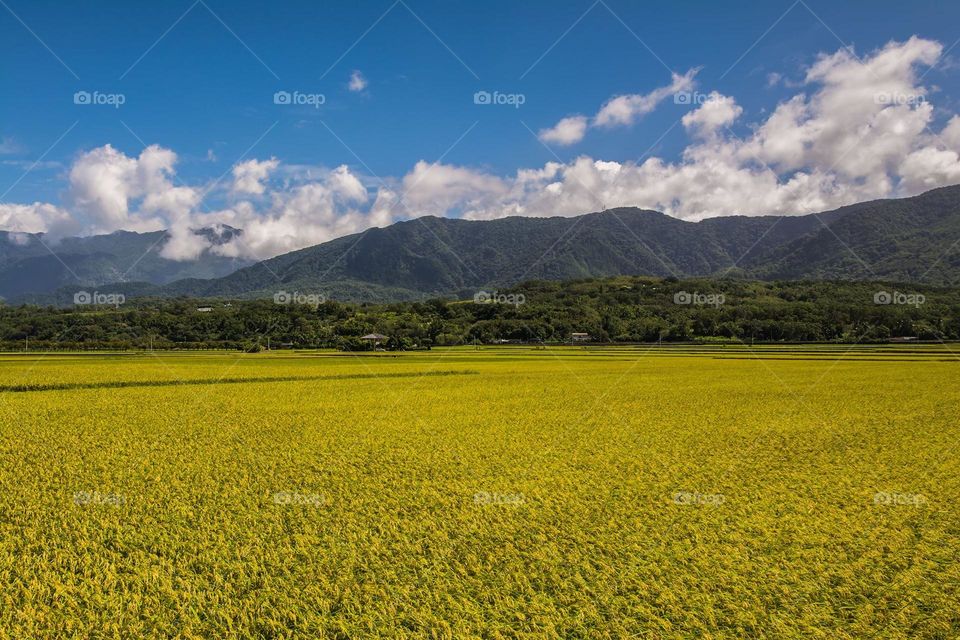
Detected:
left=408, top=37, right=960, bottom=221
left=594, top=68, right=699, bottom=128
left=348, top=70, right=367, bottom=92
left=231, top=157, right=279, bottom=195
left=67, top=144, right=189, bottom=234
left=538, top=116, right=589, bottom=146
left=539, top=68, right=699, bottom=146
left=207, top=165, right=382, bottom=259
left=3, top=143, right=393, bottom=261
left=898, top=147, right=960, bottom=193
left=0, top=202, right=76, bottom=236
left=397, top=160, right=509, bottom=217
left=941, top=115, right=960, bottom=150
left=2, top=37, right=960, bottom=262
left=681, top=93, right=743, bottom=137
left=741, top=35, right=944, bottom=185
left=60, top=144, right=212, bottom=258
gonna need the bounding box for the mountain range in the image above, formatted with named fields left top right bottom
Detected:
left=7, top=184, right=960, bottom=304
left=0, top=226, right=252, bottom=302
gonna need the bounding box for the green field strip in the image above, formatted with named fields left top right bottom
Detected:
left=0, top=369, right=480, bottom=393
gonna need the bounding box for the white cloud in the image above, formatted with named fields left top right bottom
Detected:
left=67, top=145, right=140, bottom=231
left=396, top=160, right=510, bottom=218
left=209, top=165, right=381, bottom=260
left=63, top=144, right=211, bottom=257
left=425, top=38, right=960, bottom=222
left=159, top=223, right=211, bottom=261
left=0, top=202, right=76, bottom=236
left=348, top=70, right=367, bottom=92
left=231, top=157, right=279, bottom=195
left=0, top=146, right=389, bottom=261
left=538, top=69, right=699, bottom=147
left=538, top=116, right=589, bottom=146
left=741, top=35, right=944, bottom=186
left=2, top=37, right=960, bottom=264
left=594, top=68, right=698, bottom=128
left=681, top=93, right=742, bottom=137
left=942, top=115, right=960, bottom=150
left=898, top=147, right=960, bottom=193
left=149, top=187, right=205, bottom=260
left=67, top=144, right=185, bottom=234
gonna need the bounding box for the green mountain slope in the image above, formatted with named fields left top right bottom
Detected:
left=18, top=184, right=960, bottom=305
left=0, top=227, right=253, bottom=300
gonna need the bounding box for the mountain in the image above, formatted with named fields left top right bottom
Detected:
left=14, top=184, right=960, bottom=304
left=0, top=226, right=253, bottom=301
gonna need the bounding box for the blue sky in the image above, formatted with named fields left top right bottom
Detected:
left=2, top=0, right=960, bottom=259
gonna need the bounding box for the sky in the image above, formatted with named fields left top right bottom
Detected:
left=2, top=0, right=960, bottom=260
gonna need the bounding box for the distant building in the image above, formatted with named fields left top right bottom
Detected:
left=196, top=306, right=213, bottom=313
left=571, top=332, right=591, bottom=342
left=890, top=336, right=918, bottom=342
left=360, top=333, right=388, bottom=345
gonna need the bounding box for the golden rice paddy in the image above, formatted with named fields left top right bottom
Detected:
left=0, top=345, right=957, bottom=638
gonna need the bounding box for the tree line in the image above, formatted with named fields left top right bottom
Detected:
left=1, top=276, right=958, bottom=350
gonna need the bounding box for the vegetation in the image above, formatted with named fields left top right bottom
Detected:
left=12, top=184, right=960, bottom=305
left=0, top=346, right=957, bottom=637
left=0, top=227, right=250, bottom=301
left=2, top=276, right=959, bottom=350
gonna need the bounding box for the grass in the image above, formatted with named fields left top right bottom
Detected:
left=0, top=346, right=958, bottom=638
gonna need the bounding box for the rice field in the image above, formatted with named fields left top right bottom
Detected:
left=0, top=345, right=958, bottom=638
